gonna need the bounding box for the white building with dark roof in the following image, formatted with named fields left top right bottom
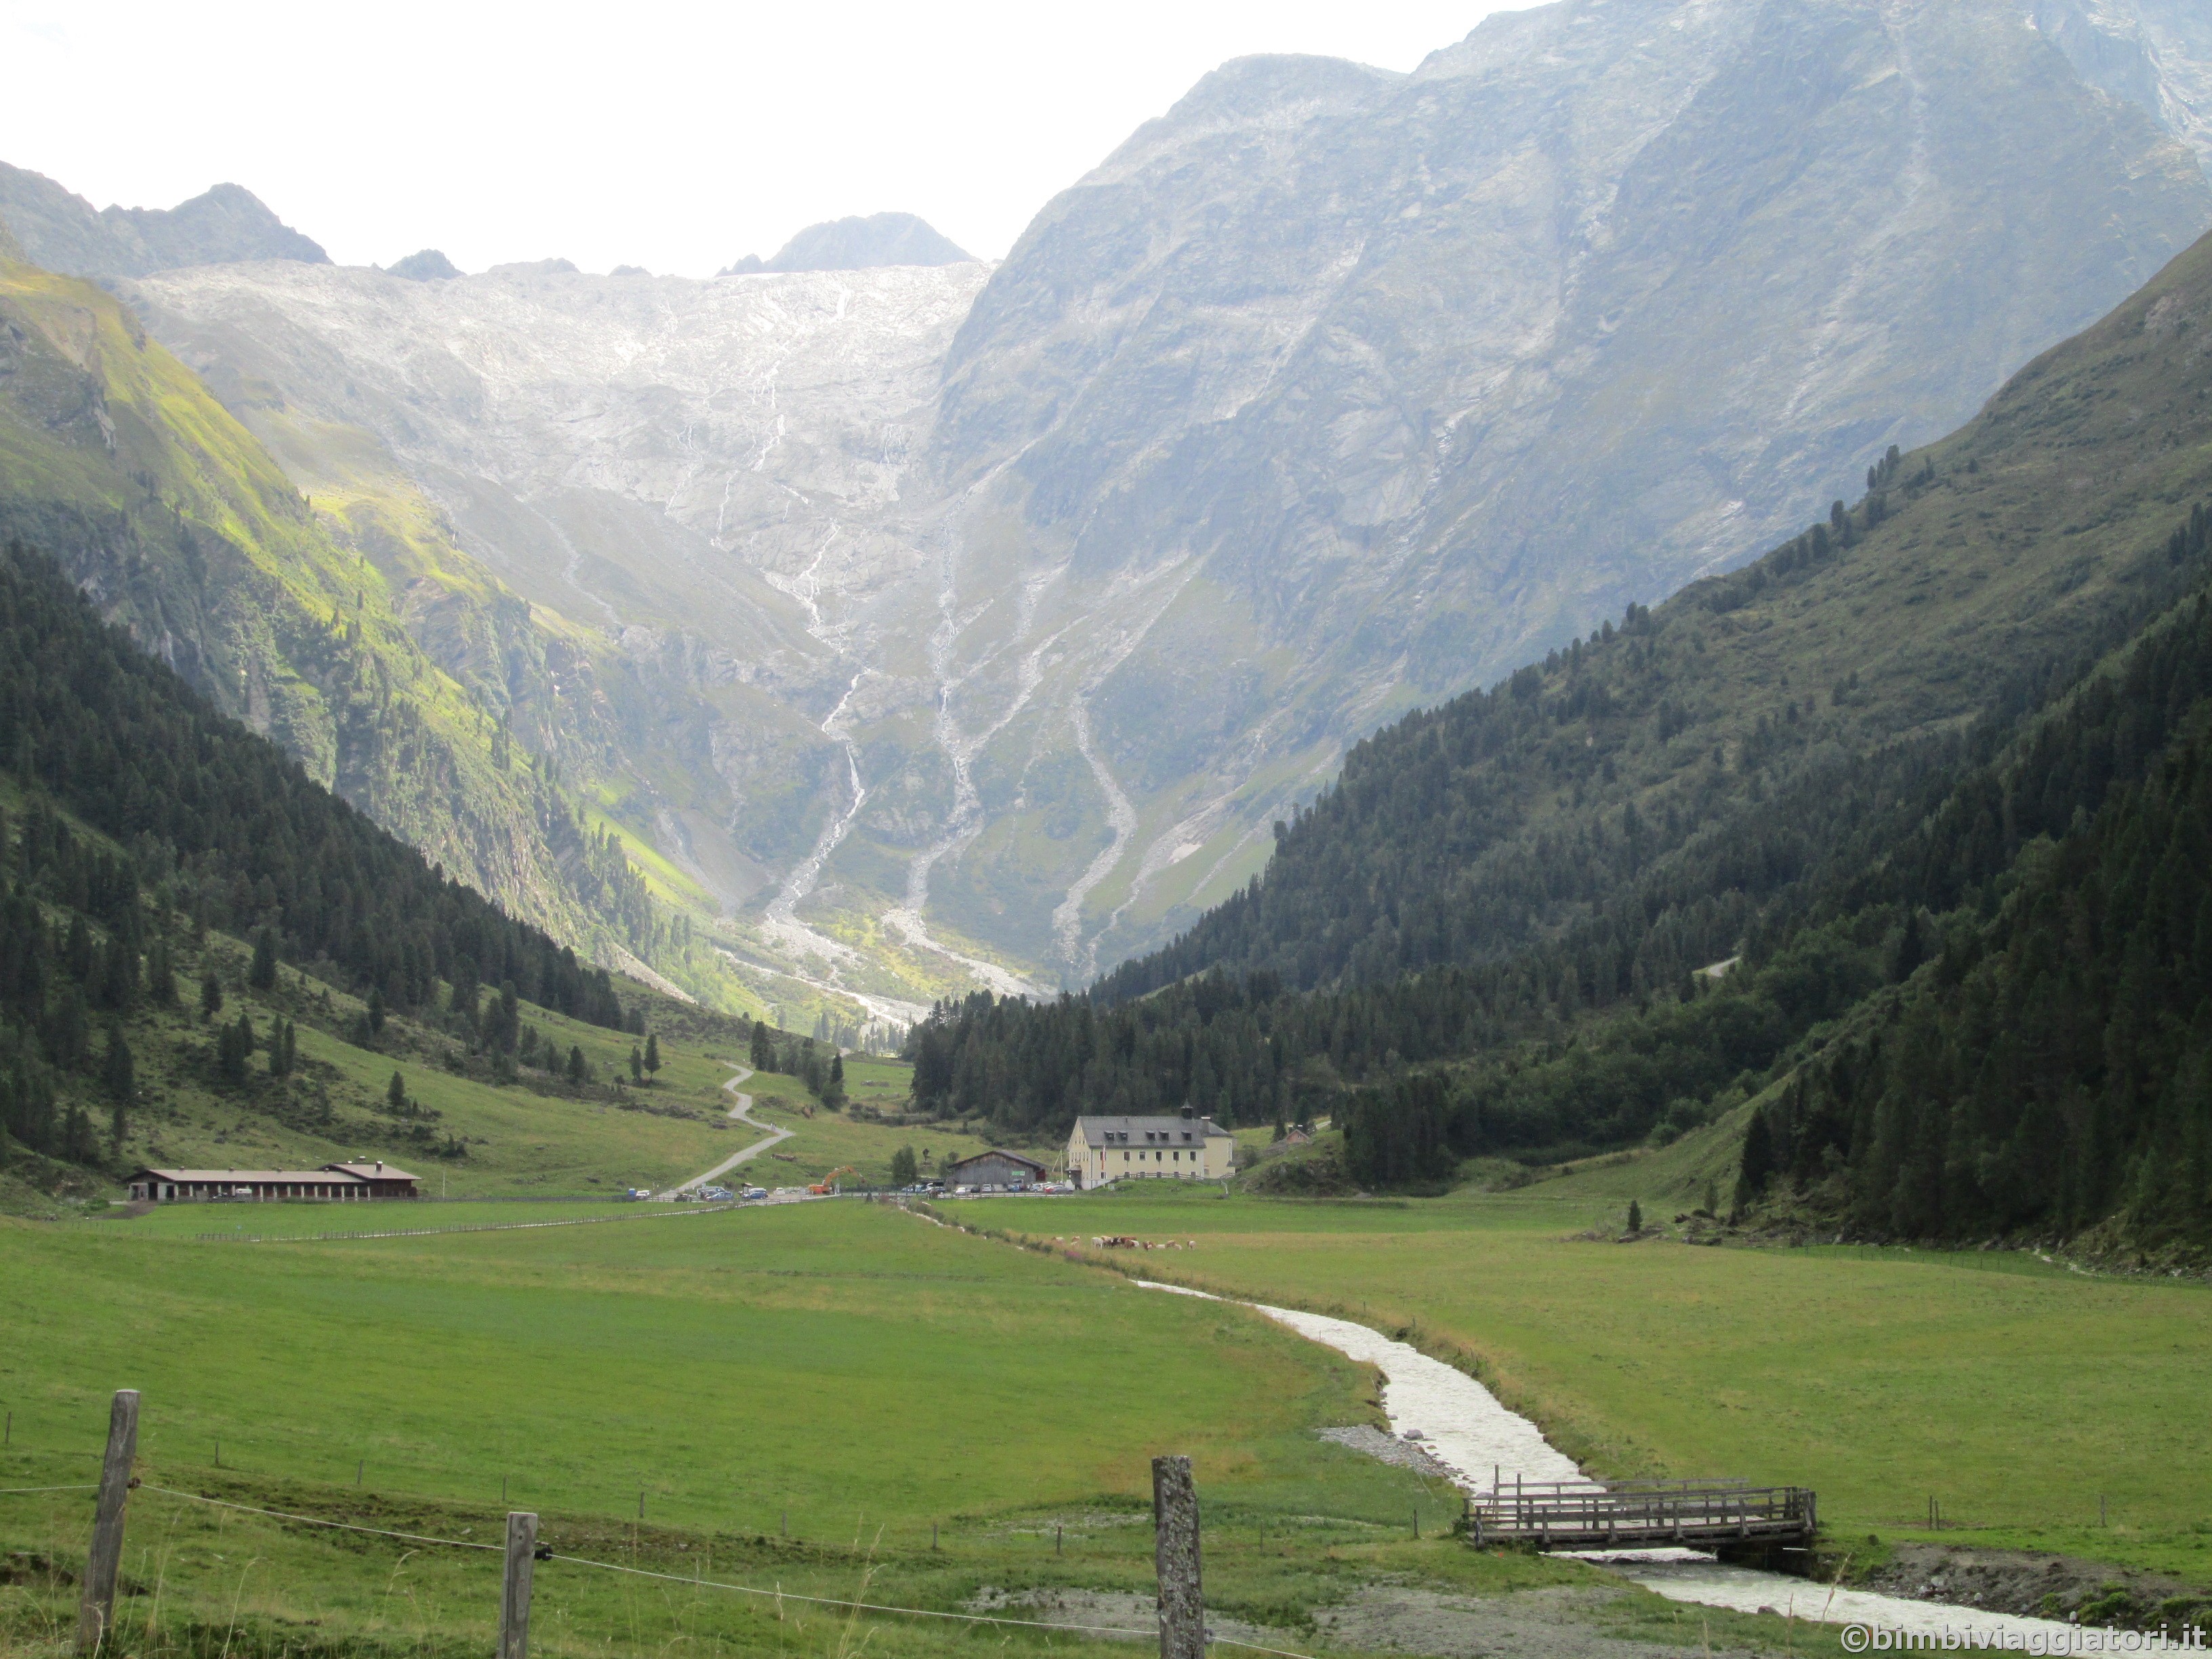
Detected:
left=1066, top=1111, right=1235, bottom=1188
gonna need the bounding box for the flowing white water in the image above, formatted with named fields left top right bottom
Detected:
left=882, top=555, right=1059, bottom=998
left=1135, top=1283, right=2087, bottom=1643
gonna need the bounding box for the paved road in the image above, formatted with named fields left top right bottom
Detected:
left=656, top=1065, right=794, bottom=1197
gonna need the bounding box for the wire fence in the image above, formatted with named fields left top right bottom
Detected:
left=0, top=1476, right=1320, bottom=1658
left=190, top=1201, right=739, bottom=1244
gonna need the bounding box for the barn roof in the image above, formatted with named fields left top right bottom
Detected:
left=943, top=1147, right=1049, bottom=1174
left=129, top=1168, right=367, bottom=1184
left=128, top=1162, right=420, bottom=1185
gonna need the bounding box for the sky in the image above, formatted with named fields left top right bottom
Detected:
left=1, top=0, right=1506, bottom=276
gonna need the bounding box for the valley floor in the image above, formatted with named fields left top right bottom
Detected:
left=0, top=1198, right=1839, bottom=1658
left=1004, top=1185, right=2212, bottom=1592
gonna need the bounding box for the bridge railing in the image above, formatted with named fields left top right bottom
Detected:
left=1467, top=1480, right=1816, bottom=1544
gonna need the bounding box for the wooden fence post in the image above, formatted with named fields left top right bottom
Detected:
left=499, top=1511, right=539, bottom=1659
left=75, top=1389, right=139, bottom=1656
left=1152, top=1455, right=1204, bottom=1659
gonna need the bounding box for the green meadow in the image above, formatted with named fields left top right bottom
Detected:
left=1010, top=1185, right=2212, bottom=1584
left=3, top=1199, right=1861, bottom=1658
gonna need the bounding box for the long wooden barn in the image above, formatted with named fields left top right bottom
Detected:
left=125, top=1160, right=420, bottom=1203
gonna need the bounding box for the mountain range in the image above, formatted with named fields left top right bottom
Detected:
left=6, top=0, right=2212, bottom=1036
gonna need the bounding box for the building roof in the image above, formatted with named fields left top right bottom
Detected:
left=129, top=1168, right=369, bottom=1184
left=1070, top=1115, right=1231, bottom=1147
left=943, top=1148, right=1049, bottom=1174
left=128, top=1162, right=419, bottom=1185
left=324, top=1161, right=418, bottom=1181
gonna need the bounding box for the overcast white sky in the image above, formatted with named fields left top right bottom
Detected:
left=1, top=0, right=1506, bottom=276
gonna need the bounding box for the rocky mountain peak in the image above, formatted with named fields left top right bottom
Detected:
left=720, top=211, right=972, bottom=276
left=0, top=163, right=327, bottom=277
left=385, top=248, right=462, bottom=281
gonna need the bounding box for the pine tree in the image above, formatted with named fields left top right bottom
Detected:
left=644, top=1032, right=660, bottom=1083
left=487, top=982, right=520, bottom=1055
left=449, top=960, right=480, bottom=1025
left=215, top=1012, right=253, bottom=1084
left=630, top=1044, right=644, bottom=1083
left=388, top=1069, right=407, bottom=1112
left=200, top=971, right=224, bottom=1021
left=367, top=988, right=386, bottom=1036
left=890, top=1145, right=918, bottom=1186
left=1892, top=907, right=1927, bottom=981
left=147, top=938, right=176, bottom=1007
left=1626, top=1197, right=1643, bottom=1234
left=64, top=916, right=93, bottom=983
left=248, top=926, right=277, bottom=991
left=102, top=1020, right=134, bottom=1110
left=567, top=1045, right=587, bottom=1085
left=1734, top=1107, right=1776, bottom=1216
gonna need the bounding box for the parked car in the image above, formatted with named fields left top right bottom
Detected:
left=741, top=1187, right=768, bottom=1200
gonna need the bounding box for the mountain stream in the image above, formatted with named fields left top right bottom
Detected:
left=1135, top=1282, right=2087, bottom=1644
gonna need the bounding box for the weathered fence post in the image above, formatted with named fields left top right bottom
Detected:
left=75, top=1389, right=139, bottom=1655
left=499, top=1511, right=539, bottom=1659
left=1152, top=1454, right=1204, bottom=1659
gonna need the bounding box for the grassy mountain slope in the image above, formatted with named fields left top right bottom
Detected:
left=0, top=253, right=673, bottom=973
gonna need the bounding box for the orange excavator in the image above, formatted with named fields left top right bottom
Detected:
left=807, top=1166, right=858, bottom=1196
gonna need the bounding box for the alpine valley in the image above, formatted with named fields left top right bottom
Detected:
left=16, top=8, right=2212, bottom=1655
left=6, top=0, right=2212, bottom=1042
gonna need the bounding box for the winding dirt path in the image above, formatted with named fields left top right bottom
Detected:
left=657, top=1065, right=794, bottom=1196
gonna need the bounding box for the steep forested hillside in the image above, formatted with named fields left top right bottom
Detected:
left=907, top=227, right=2212, bottom=1249
left=1099, top=211, right=2212, bottom=1006
left=0, top=540, right=630, bottom=1014
left=0, top=538, right=661, bottom=1182
left=1741, top=596, right=2212, bottom=1250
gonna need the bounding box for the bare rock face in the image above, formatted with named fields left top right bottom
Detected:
left=2029, top=0, right=2212, bottom=175
left=127, top=257, right=1004, bottom=1016
left=922, top=0, right=2212, bottom=973
left=0, top=163, right=327, bottom=276
left=118, top=0, right=2212, bottom=1002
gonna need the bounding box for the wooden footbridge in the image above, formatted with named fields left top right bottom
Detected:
left=1464, top=1477, right=1817, bottom=1551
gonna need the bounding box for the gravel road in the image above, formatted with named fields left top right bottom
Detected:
left=655, top=1066, right=793, bottom=1197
